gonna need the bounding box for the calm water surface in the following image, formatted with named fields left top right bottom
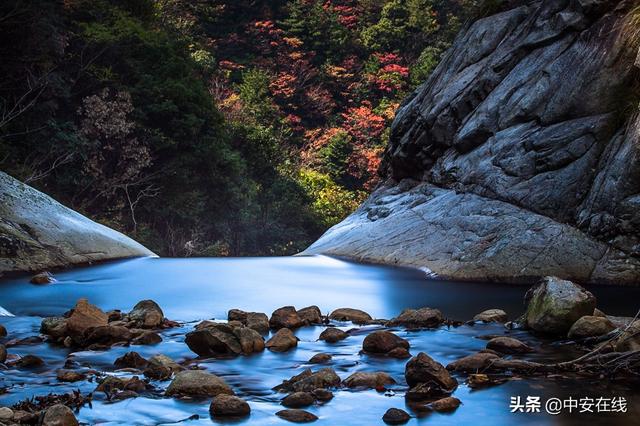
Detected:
left=0, top=256, right=638, bottom=425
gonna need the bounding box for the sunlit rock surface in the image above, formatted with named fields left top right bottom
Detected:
left=0, top=171, right=154, bottom=274
left=304, top=1, right=640, bottom=284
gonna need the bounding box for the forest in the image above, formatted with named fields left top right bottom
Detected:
left=0, top=0, right=484, bottom=257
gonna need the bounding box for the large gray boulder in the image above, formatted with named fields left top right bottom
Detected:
left=303, top=1, right=640, bottom=285
left=0, top=171, right=154, bottom=274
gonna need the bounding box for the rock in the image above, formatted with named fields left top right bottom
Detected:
left=234, top=327, right=265, bottom=354
left=474, top=309, right=508, bottom=323
left=0, top=324, right=6, bottom=337
left=144, top=354, right=183, bottom=380
left=42, top=404, right=78, bottom=426
left=0, top=407, right=12, bottom=421
left=297, top=306, right=323, bottom=325
left=525, top=277, right=597, bottom=335
left=309, top=353, right=331, bottom=364
left=486, top=337, right=533, bottom=354
left=166, top=370, right=234, bottom=397
left=245, top=312, right=270, bottom=334
left=131, top=330, right=162, bottom=345
left=128, top=300, right=164, bottom=328
left=568, top=315, right=616, bottom=339
left=274, top=368, right=341, bottom=392
left=318, top=327, right=347, bottom=343
left=185, top=326, right=242, bottom=356
left=281, top=392, right=315, bottom=408
left=0, top=171, right=154, bottom=275
left=405, top=352, right=457, bottom=392
left=56, top=369, right=86, bottom=382
left=209, top=394, right=250, bottom=417
left=593, top=308, right=607, bottom=318
left=13, top=354, right=44, bottom=368
left=342, top=372, right=395, bottom=389
left=611, top=320, right=640, bottom=352
left=84, top=325, right=132, bottom=346
left=446, top=352, right=500, bottom=372
left=388, top=308, right=443, bottom=328
left=362, top=330, right=409, bottom=355
left=429, top=396, right=461, bottom=412
left=114, top=352, right=149, bottom=370
left=328, top=308, right=371, bottom=324
left=387, top=347, right=411, bottom=359
left=276, top=409, right=318, bottom=423
left=266, top=328, right=298, bottom=352
left=66, top=299, right=109, bottom=340
left=467, top=373, right=491, bottom=388
left=0, top=345, right=6, bottom=363
left=30, top=271, right=54, bottom=284
left=382, top=408, right=410, bottom=425
left=106, top=310, right=122, bottom=322
left=41, top=317, right=68, bottom=339
left=12, top=410, right=38, bottom=424
left=311, top=388, right=333, bottom=402
left=270, top=306, right=304, bottom=329
left=300, top=3, right=640, bottom=286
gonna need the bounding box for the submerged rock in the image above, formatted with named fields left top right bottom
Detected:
left=12, top=354, right=44, bottom=369
left=328, top=308, right=371, bottom=324
left=362, top=330, right=409, bottom=355
left=568, top=315, right=616, bottom=339
left=128, top=300, right=164, bottom=328
left=318, top=327, right=348, bottom=343
left=382, top=408, right=410, bottom=425
left=270, top=306, right=304, bottom=329
left=56, top=369, right=86, bottom=382
left=388, top=307, right=443, bottom=328
left=309, top=353, right=332, bottom=364
left=473, top=309, right=508, bottom=323
left=525, top=277, right=597, bottom=335
left=405, top=352, right=457, bottom=392
left=486, top=337, right=533, bottom=354
left=30, top=271, right=54, bottom=284
left=166, top=370, right=234, bottom=397
left=266, top=328, right=298, bottom=352
left=281, top=392, right=315, bottom=408
left=342, top=372, right=395, bottom=389
left=429, top=396, right=461, bottom=412
left=446, top=352, right=500, bottom=372
left=209, top=394, right=250, bottom=417
left=42, top=404, right=78, bottom=426
left=276, top=409, right=318, bottom=423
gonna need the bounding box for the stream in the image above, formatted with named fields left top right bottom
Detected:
left=0, top=256, right=639, bottom=425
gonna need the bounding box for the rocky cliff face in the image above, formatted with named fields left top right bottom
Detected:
left=304, top=0, right=640, bottom=284
left=0, top=172, right=154, bottom=275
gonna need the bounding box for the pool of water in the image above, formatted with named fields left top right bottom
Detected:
left=0, top=256, right=638, bottom=425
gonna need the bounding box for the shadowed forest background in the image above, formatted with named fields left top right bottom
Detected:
left=0, top=0, right=488, bottom=257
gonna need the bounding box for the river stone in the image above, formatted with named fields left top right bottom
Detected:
left=382, top=408, right=410, bottom=425
left=42, top=404, right=78, bottom=426
left=131, top=330, right=162, bottom=345
left=486, top=337, right=533, bottom=354
left=311, top=388, right=333, bottom=402
left=0, top=407, right=13, bottom=421
left=209, top=394, right=250, bottom=417
left=185, top=327, right=242, bottom=356
left=56, top=369, right=86, bottom=382
left=342, top=372, right=395, bottom=389
left=362, top=330, right=409, bottom=355
left=405, top=352, right=457, bottom=392
left=567, top=315, right=616, bottom=339
left=66, top=299, right=108, bottom=339
left=114, top=352, right=149, bottom=370
left=0, top=344, right=6, bottom=363
left=593, top=308, right=607, bottom=318
left=281, top=391, right=315, bottom=408
left=40, top=317, right=67, bottom=341
left=166, top=370, right=234, bottom=397
left=274, top=368, right=341, bottom=392
left=612, top=320, right=640, bottom=352
left=84, top=325, right=132, bottom=347
left=228, top=310, right=270, bottom=334
left=309, top=353, right=331, bottom=363
left=298, top=306, right=323, bottom=325
left=318, top=327, right=348, bottom=343
left=525, top=277, right=597, bottom=335
left=266, top=328, right=298, bottom=352
left=233, top=327, right=265, bottom=354
left=446, top=352, right=500, bottom=372
left=474, top=309, right=508, bottom=323
left=30, top=271, right=54, bottom=284
left=0, top=324, right=6, bottom=337
left=388, top=307, right=443, bottom=328
left=128, top=300, right=164, bottom=328
left=276, top=409, right=318, bottom=423
left=429, top=396, right=461, bottom=412
left=328, top=308, right=372, bottom=324
left=0, top=171, right=154, bottom=275
left=13, top=354, right=44, bottom=368
left=269, top=306, right=304, bottom=329
left=144, top=354, right=183, bottom=380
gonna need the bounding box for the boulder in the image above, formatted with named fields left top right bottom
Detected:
left=42, top=404, right=78, bottom=426
left=30, top=271, right=54, bottom=284
left=568, top=315, right=616, bottom=339
left=40, top=317, right=68, bottom=339
left=276, top=409, right=318, bottom=423
left=297, top=306, right=322, bottom=325
left=144, top=354, right=183, bottom=380
left=66, top=299, right=108, bottom=340
left=362, top=330, right=409, bottom=355
left=446, top=352, right=500, bottom=372
left=387, top=347, right=411, bottom=359
left=525, top=277, right=597, bottom=335
left=166, top=370, right=234, bottom=397
left=429, top=396, right=461, bottom=412
left=0, top=407, right=13, bottom=421
left=405, top=352, right=457, bottom=392
left=308, top=353, right=332, bottom=364
left=131, top=330, right=162, bottom=345
left=209, top=394, right=250, bottom=417
left=56, top=369, right=86, bottom=382
left=114, top=352, right=149, bottom=370
left=281, top=392, right=315, bottom=408
left=473, top=309, right=508, bottom=323
left=128, top=300, right=164, bottom=328
left=342, top=372, right=395, bottom=389
left=328, top=308, right=371, bottom=324
left=233, top=327, right=265, bottom=354
left=382, top=408, right=410, bottom=425
left=185, top=326, right=242, bottom=356
left=318, top=327, right=348, bottom=343
left=486, top=337, right=533, bottom=354
left=388, top=308, right=443, bottom=328
left=274, top=368, right=341, bottom=393
left=311, top=388, right=333, bottom=402
left=84, top=325, right=132, bottom=347
left=228, top=309, right=269, bottom=334
left=270, top=306, right=304, bottom=329
left=12, top=354, right=44, bottom=368
left=266, top=328, right=298, bottom=352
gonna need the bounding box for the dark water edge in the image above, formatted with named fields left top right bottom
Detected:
left=0, top=256, right=639, bottom=425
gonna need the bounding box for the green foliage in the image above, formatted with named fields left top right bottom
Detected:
left=410, top=46, right=442, bottom=88
left=318, top=131, right=353, bottom=183
left=239, top=69, right=278, bottom=124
